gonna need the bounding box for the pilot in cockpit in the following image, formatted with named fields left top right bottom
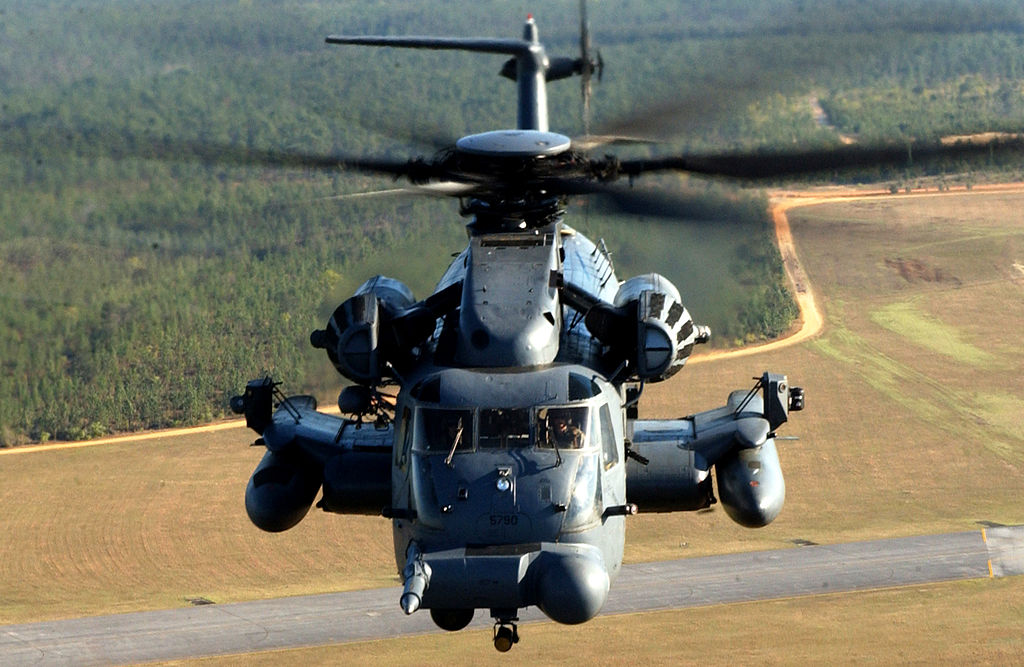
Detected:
left=547, top=410, right=584, bottom=448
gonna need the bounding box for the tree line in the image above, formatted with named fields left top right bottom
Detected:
left=3, top=0, right=1024, bottom=445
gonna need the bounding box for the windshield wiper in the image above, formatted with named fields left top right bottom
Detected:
left=546, top=424, right=563, bottom=467
left=444, top=418, right=464, bottom=468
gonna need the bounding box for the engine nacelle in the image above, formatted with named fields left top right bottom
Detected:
left=613, top=274, right=707, bottom=381
left=311, top=276, right=416, bottom=385
left=715, top=439, right=785, bottom=528
left=245, top=450, right=323, bottom=533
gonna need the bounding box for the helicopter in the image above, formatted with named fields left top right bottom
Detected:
left=226, top=6, right=1022, bottom=653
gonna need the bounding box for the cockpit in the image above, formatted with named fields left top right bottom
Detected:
left=417, top=406, right=593, bottom=454
left=395, top=365, right=624, bottom=544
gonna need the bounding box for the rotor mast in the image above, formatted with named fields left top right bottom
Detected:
left=516, top=15, right=548, bottom=132
left=326, top=15, right=549, bottom=131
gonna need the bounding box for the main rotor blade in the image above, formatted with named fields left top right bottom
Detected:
left=572, top=135, right=655, bottom=151
left=615, top=135, right=1024, bottom=181
left=318, top=181, right=478, bottom=202
left=560, top=178, right=759, bottom=223
left=2, top=122, right=444, bottom=180
left=121, top=140, right=425, bottom=177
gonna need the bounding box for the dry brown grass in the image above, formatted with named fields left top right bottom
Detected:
left=0, top=430, right=399, bottom=623
left=2, top=191, right=1023, bottom=664
left=629, top=191, right=1024, bottom=558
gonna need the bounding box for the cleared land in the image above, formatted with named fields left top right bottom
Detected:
left=1, top=190, right=1023, bottom=660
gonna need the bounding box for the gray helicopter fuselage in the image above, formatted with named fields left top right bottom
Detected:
left=389, top=362, right=626, bottom=618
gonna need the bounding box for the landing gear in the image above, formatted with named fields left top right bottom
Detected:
left=492, top=620, right=520, bottom=652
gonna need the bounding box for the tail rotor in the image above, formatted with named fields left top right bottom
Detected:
left=578, top=0, right=603, bottom=136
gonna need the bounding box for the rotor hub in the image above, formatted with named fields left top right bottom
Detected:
left=449, top=130, right=575, bottom=230
left=456, top=130, right=572, bottom=158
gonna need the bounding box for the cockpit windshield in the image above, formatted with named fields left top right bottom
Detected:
left=537, top=407, right=588, bottom=450
left=479, top=408, right=531, bottom=448
left=416, top=405, right=592, bottom=453
left=420, top=408, right=474, bottom=453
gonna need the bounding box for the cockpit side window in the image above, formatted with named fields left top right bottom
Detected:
left=537, top=407, right=588, bottom=450
left=419, top=408, right=474, bottom=453
left=396, top=406, right=413, bottom=469
left=479, top=408, right=531, bottom=449
left=598, top=404, right=619, bottom=469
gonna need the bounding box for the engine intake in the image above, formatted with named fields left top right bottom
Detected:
left=311, top=276, right=462, bottom=385
left=310, top=276, right=414, bottom=385
left=567, top=273, right=708, bottom=382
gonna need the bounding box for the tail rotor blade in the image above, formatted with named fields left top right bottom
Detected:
left=579, top=0, right=595, bottom=136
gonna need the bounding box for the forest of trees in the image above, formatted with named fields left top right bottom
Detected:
left=3, top=0, right=1024, bottom=445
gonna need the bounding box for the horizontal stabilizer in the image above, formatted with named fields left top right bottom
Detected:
left=326, top=35, right=531, bottom=56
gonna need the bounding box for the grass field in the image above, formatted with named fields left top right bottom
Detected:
left=2, top=189, right=1023, bottom=660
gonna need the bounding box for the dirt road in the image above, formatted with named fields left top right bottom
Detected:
left=689, top=181, right=1024, bottom=365
left=687, top=192, right=831, bottom=364
left=0, top=417, right=249, bottom=456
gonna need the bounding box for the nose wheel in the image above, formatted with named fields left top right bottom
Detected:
left=492, top=621, right=519, bottom=652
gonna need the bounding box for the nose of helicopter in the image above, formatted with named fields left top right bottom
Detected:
left=535, top=549, right=610, bottom=624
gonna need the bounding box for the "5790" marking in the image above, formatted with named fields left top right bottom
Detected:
left=489, top=514, right=519, bottom=527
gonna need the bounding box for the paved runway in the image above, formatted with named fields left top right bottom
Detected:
left=2, top=527, right=1021, bottom=665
